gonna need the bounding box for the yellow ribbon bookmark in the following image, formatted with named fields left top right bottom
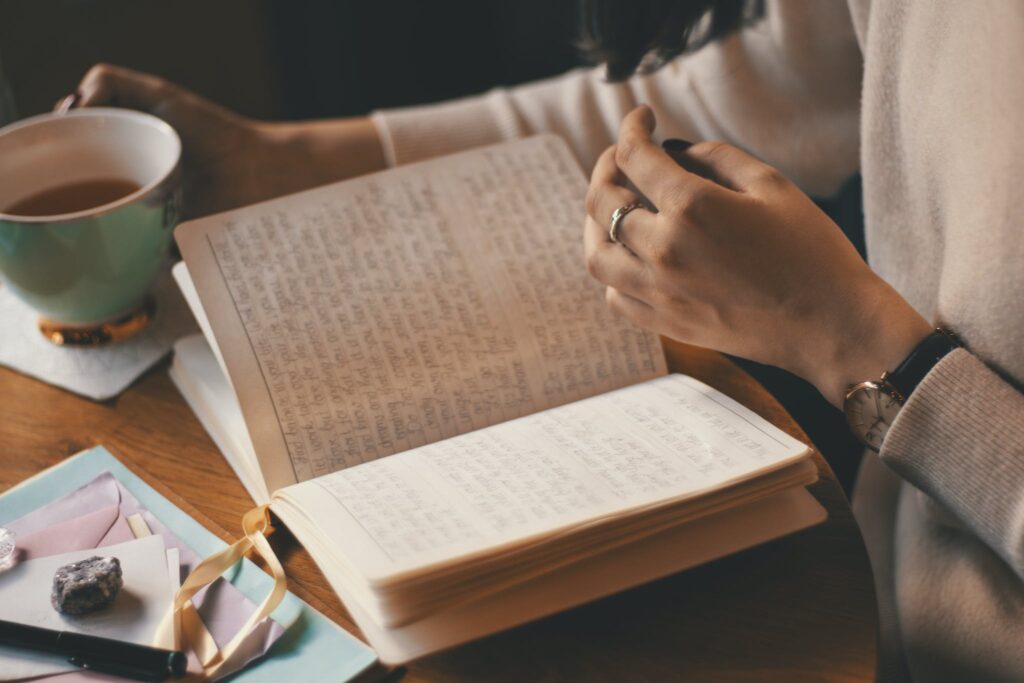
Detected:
left=156, top=505, right=287, bottom=681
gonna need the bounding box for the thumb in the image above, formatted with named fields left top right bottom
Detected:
left=679, top=141, right=781, bottom=193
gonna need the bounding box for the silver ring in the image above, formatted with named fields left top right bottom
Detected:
left=609, top=201, right=644, bottom=244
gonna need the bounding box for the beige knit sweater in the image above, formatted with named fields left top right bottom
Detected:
left=372, top=1, right=1024, bottom=680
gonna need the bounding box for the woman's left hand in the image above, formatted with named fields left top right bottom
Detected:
left=584, top=106, right=932, bottom=405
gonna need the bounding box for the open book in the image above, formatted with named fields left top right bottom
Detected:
left=170, top=135, right=825, bottom=663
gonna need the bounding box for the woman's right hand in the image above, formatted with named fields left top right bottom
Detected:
left=64, top=64, right=386, bottom=219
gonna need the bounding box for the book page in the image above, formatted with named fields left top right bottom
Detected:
left=275, top=374, right=810, bottom=582
left=176, top=136, right=665, bottom=492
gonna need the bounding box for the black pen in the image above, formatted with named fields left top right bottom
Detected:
left=0, top=618, right=187, bottom=681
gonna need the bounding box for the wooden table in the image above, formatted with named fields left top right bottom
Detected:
left=0, top=338, right=877, bottom=682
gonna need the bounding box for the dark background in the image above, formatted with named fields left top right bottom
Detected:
left=0, top=0, right=864, bottom=491
left=0, top=0, right=582, bottom=120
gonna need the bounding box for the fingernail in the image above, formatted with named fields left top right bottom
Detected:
left=662, top=138, right=693, bottom=152
left=56, top=91, right=81, bottom=114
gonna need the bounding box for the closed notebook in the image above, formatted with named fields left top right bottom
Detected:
left=169, top=135, right=827, bottom=663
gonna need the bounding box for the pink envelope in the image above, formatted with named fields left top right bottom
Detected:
left=13, top=504, right=135, bottom=561
left=3, top=473, right=285, bottom=681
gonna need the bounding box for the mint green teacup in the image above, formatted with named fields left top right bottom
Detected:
left=0, top=108, right=181, bottom=335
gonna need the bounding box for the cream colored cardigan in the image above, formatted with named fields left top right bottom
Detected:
left=373, top=1, right=1024, bottom=680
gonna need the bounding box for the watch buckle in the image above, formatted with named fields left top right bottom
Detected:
left=879, top=371, right=906, bottom=404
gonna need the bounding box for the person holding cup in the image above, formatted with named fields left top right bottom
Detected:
left=55, top=65, right=385, bottom=222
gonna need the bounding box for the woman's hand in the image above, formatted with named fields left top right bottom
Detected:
left=64, top=64, right=385, bottom=218
left=584, top=106, right=931, bottom=405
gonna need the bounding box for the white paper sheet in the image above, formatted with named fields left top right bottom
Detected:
left=285, top=374, right=810, bottom=582
left=0, top=535, right=174, bottom=680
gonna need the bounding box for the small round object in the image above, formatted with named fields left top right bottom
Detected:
left=608, top=201, right=644, bottom=244
left=0, top=527, right=15, bottom=565
left=844, top=379, right=903, bottom=451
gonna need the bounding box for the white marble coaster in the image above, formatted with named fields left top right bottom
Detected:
left=0, top=268, right=198, bottom=400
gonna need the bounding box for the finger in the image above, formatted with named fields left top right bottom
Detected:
left=587, top=146, right=661, bottom=258
left=683, top=141, right=786, bottom=193
left=583, top=215, right=651, bottom=299
left=77, top=63, right=171, bottom=110
left=585, top=150, right=655, bottom=249
left=591, top=144, right=626, bottom=186
left=605, top=287, right=658, bottom=330
left=615, top=106, right=724, bottom=210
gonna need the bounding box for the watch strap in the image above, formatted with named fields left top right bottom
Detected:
left=886, top=328, right=960, bottom=400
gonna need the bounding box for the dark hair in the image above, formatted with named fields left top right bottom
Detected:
left=579, top=0, right=764, bottom=81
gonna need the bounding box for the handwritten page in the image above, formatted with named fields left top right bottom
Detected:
left=177, top=136, right=665, bottom=491
left=278, top=374, right=810, bottom=582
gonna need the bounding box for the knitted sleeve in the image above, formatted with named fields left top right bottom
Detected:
left=370, top=0, right=862, bottom=196
left=880, top=349, right=1024, bottom=577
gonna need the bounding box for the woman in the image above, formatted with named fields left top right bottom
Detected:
left=68, top=0, right=1024, bottom=679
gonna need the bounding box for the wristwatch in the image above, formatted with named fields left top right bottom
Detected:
left=843, top=328, right=960, bottom=451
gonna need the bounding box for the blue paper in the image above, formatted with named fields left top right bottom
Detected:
left=0, top=445, right=378, bottom=682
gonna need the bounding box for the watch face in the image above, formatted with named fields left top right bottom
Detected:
left=844, top=382, right=902, bottom=451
